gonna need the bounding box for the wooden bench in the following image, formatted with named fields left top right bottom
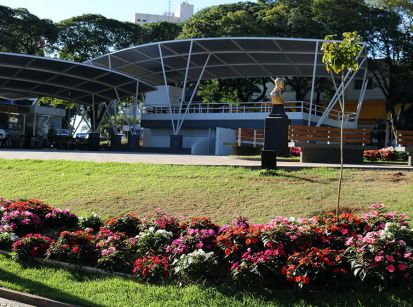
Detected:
left=288, top=126, right=372, bottom=164
left=237, top=128, right=264, bottom=148
left=395, top=130, right=413, bottom=166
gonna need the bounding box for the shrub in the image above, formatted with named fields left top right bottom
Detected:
left=78, top=213, right=103, bottom=231
left=133, top=255, right=171, bottom=282
left=5, top=199, right=53, bottom=219
left=262, top=216, right=316, bottom=254
left=364, top=148, right=408, bottom=162
left=217, top=223, right=262, bottom=261
left=290, top=147, right=301, bottom=157
left=153, top=209, right=181, bottom=235
left=283, top=247, right=349, bottom=288
left=104, top=212, right=141, bottom=236
left=47, top=230, right=98, bottom=265
left=12, top=234, right=53, bottom=260
left=45, top=208, right=78, bottom=228
left=0, top=228, right=18, bottom=250
left=346, top=222, right=413, bottom=286
left=230, top=246, right=286, bottom=287
left=315, top=211, right=368, bottom=249
left=1, top=210, right=42, bottom=236
left=136, top=227, right=174, bottom=256
left=167, top=228, right=217, bottom=258
left=95, top=228, right=136, bottom=273
left=187, top=217, right=220, bottom=232
left=173, top=249, right=218, bottom=282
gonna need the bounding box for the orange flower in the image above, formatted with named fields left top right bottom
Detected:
left=303, top=275, right=310, bottom=285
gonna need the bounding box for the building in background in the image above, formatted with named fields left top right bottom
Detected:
left=135, top=1, right=194, bottom=25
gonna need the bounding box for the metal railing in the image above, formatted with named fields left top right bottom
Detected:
left=142, top=101, right=357, bottom=123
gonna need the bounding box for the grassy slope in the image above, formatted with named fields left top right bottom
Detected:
left=0, top=159, right=412, bottom=306
left=0, top=255, right=412, bottom=307
left=0, top=159, right=411, bottom=223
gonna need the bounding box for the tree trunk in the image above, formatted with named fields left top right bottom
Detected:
left=336, top=74, right=345, bottom=218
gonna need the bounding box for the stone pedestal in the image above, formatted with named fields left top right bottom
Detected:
left=261, top=150, right=277, bottom=169
left=170, top=135, right=183, bottom=151
left=88, top=132, right=100, bottom=151
left=261, top=105, right=290, bottom=170
left=128, top=134, right=139, bottom=150
left=111, top=135, right=122, bottom=150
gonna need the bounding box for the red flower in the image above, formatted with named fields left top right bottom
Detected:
left=302, top=275, right=310, bottom=285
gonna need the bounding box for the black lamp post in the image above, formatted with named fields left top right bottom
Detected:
left=261, top=78, right=290, bottom=169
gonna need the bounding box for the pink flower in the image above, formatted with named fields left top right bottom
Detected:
left=374, top=255, right=383, bottom=262
left=386, top=264, right=395, bottom=273
left=398, top=263, right=408, bottom=271
left=386, top=255, right=395, bottom=262
left=404, top=253, right=412, bottom=259
left=384, top=211, right=397, bottom=219
left=101, top=249, right=109, bottom=256
left=345, top=237, right=354, bottom=246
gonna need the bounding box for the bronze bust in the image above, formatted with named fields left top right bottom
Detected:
left=271, top=78, right=286, bottom=105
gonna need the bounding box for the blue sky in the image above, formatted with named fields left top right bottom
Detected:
left=0, top=0, right=253, bottom=22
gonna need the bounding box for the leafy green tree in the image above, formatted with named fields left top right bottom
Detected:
left=364, top=2, right=413, bottom=132
left=142, top=22, right=182, bottom=43
left=54, top=14, right=144, bottom=62
left=180, top=3, right=265, bottom=38
left=322, top=32, right=363, bottom=217
left=0, top=5, right=57, bottom=55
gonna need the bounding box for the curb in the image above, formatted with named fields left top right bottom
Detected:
left=0, top=287, right=77, bottom=307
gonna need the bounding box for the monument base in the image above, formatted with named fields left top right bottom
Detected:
left=261, top=150, right=277, bottom=170
left=170, top=135, right=183, bottom=151
left=263, top=116, right=290, bottom=157
left=128, top=134, right=140, bottom=150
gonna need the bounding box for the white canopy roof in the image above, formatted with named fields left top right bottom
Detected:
left=0, top=53, right=155, bottom=105
left=87, top=37, right=368, bottom=86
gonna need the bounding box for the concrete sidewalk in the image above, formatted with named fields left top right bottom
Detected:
left=0, top=149, right=411, bottom=170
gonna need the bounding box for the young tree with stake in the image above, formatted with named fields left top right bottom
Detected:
left=321, top=32, right=363, bottom=217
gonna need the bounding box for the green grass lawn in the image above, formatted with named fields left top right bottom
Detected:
left=0, top=159, right=411, bottom=223
left=0, top=158, right=412, bottom=306
left=0, top=254, right=412, bottom=307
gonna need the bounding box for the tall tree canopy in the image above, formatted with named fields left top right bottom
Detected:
left=142, top=22, right=182, bottom=43
left=54, top=14, right=144, bottom=62
left=0, top=5, right=57, bottom=55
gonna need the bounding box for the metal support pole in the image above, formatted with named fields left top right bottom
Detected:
left=158, top=44, right=176, bottom=135
left=73, top=103, right=83, bottom=134
left=316, top=57, right=367, bottom=127
left=176, top=53, right=211, bottom=133
left=355, top=71, right=369, bottom=125
left=176, top=41, right=193, bottom=131
left=132, top=81, right=140, bottom=135
left=92, top=94, right=96, bottom=132
left=114, top=89, right=132, bottom=129
left=96, top=103, right=110, bottom=131
left=308, top=41, right=319, bottom=126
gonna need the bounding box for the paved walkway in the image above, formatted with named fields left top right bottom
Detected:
left=0, top=149, right=411, bottom=170
left=0, top=298, right=33, bottom=307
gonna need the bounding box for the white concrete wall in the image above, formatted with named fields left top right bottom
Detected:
left=142, top=128, right=211, bottom=149
left=215, top=127, right=236, bottom=156
left=145, top=86, right=182, bottom=106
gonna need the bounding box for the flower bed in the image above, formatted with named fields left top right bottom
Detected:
left=364, top=148, right=408, bottom=162
left=0, top=197, right=412, bottom=291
